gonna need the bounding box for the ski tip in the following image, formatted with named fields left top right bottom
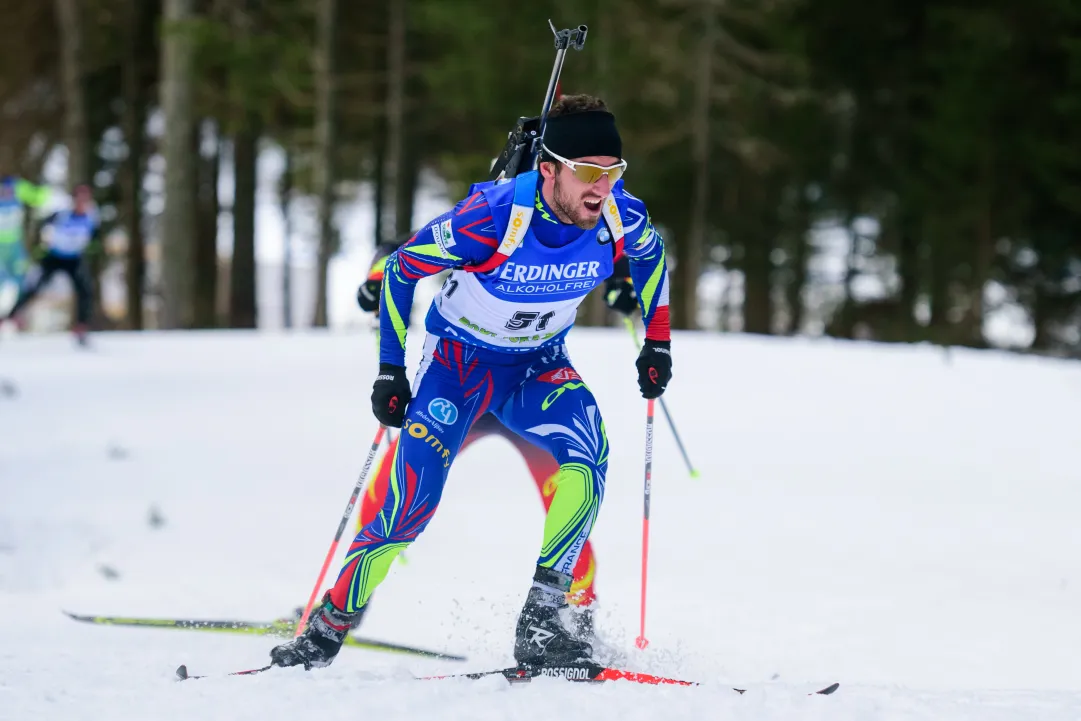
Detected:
left=815, top=682, right=840, bottom=695
left=689, top=469, right=701, bottom=479
left=175, top=664, right=189, bottom=681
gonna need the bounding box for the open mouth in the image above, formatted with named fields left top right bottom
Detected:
left=583, top=198, right=602, bottom=213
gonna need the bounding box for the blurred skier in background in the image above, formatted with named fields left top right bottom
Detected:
left=4, top=184, right=99, bottom=345
left=0, top=175, right=49, bottom=316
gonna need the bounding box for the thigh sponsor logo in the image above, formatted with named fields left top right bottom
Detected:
left=404, top=419, right=452, bottom=468
left=537, top=367, right=581, bottom=384
left=427, top=398, right=459, bottom=425
left=538, top=666, right=592, bottom=681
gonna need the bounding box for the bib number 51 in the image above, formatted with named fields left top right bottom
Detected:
left=505, top=310, right=555, bottom=332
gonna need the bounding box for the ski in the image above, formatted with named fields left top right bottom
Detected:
left=423, top=664, right=840, bottom=694
left=65, top=611, right=466, bottom=661
left=175, top=658, right=838, bottom=694
left=420, top=662, right=697, bottom=687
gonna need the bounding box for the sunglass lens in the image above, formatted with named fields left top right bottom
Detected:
left=572, top=165, right=625, bottom=184
left=572, top=166, right=603, bottom=184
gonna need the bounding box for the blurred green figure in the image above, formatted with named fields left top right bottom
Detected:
left=0, top=175, right=49, bottom=298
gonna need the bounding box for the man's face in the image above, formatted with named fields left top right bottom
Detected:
left=545, top=155, right=619, bottom=230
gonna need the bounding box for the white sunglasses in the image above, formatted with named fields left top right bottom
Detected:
left=541, top=145, right=628, bottom=184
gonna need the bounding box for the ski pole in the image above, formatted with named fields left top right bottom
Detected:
left=623, top=317, right=698, bottom=478
left=295, top=424, right=388, bottom=636
left=635, top=398, right=656, bottom=650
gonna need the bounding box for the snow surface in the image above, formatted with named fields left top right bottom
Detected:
left=2, top=329, right=1080, bottom=720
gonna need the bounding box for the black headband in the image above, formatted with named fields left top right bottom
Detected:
left=542, top=110, right=622, bottom=161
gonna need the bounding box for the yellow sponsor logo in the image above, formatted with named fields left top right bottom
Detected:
left=606, top=198, right=623, bottom=237
left=404, top=418, right=452, bottom=468
left=501, top=208, right=527, bottom=251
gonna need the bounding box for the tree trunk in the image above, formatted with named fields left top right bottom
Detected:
left=833, top=214, right=860, bottom=338
left=281, top=146, right=294, bottom=329
left=54, top=0, right=89, bottom=187
left=160, top=0, right=197, bottom=329
left=312, top=0, right=338, bottom=327
left=122, top=0, right=148, bottom=330
left=1031, top=278, right=1052, bottom=351
left=927, top=219, right=952, bottom=342
left=395, top=143, right=419, bottom=237
left=193, top=120, right=219, bottom=328
left=682, top=0, right=714, bottom=331
left=962, top=209, right=994, bottom=348
left=786, top=193, right=810, bottom=335
left=381, top=0, right=406, bottom=241
left=230, top=123, right=258, bottom=328
left=896, top=210, right=922, bottom=341
left=372, top=115, right=387, bottom=245
left=742, top=182, right=772, bottom=334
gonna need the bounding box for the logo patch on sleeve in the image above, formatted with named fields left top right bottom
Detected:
left=431, top=219, right=456, bottom=257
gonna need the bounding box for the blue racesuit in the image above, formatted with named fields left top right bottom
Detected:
left=329, top=170, right=671, bottom=613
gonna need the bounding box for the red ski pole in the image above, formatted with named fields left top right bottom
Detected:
left=295, top=424, right=388, bottom=636
left=635, top=398, right=655, bottom=650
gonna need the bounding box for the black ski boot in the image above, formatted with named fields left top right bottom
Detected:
left=514, top=567, right=593, bottom=666
left=270, top=593, right=363, bottom=670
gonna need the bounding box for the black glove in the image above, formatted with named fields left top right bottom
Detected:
left=635, top=340, right=672, bottom=399
left=604, top=277, right=638, bottom=315
left=371, top=363, right=411, bottom=427
left=356, top=279, right=381, bottom=313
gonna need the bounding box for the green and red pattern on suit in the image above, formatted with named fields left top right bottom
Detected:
left=329, top=337, right=608, bottom=614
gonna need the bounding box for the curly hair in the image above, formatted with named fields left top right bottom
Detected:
left=546, top=94, right=609, bottom=118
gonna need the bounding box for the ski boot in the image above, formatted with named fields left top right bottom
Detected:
left=269, top=593, right=363, bottom=670
left=514, top=567, right=593, bottom=666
